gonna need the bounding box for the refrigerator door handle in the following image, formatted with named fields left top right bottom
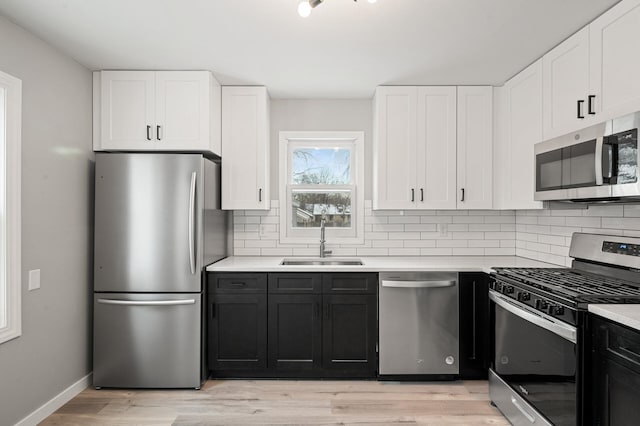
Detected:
left=97, top=299, right=196, bottom=306
left=189, top=171, right=197, bottom=275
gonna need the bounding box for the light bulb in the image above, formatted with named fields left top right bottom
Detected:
left=298, top=1, right=312, bottom=17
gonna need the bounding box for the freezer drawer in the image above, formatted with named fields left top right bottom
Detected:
left=379, top=272, right=459, bottom=376
left=93, top=293, right=202, bottom=389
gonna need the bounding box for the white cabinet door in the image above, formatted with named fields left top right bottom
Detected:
left=457, top=86, right=493, bottom=209
left=373, top=86, right=417, bottom=210
left=416, top=86, right=457, bottom=209
left=501, top=60, right=544, bottom=210
left=155, top=71, right=214, bottom=152
left=590, top=0, right=640, bottom=121
left=100, top=71, right=156, bottom=150
left=221, top=86, right=270, bottom=210
left=542, top=27, right=591, bottom=140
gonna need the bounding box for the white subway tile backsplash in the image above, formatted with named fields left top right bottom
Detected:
left=453, top=248, right=485, bottom=256
left=231, top=203, right=638, bottom=261
left=515, top=207, right=640, bottom=266
left=565, top=216, right=602, bottom=228
left=388, top=216, right=421, bottom=224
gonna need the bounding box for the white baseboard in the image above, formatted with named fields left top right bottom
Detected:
left=15, top=373, right=92, bottom=426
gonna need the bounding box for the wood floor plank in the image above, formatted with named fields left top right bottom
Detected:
left=40, top=379, right=507, bottom=425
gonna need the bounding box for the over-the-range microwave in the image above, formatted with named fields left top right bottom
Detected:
left=535, top=111, right=640, bottom=202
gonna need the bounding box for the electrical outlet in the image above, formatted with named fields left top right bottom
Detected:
left=28, top=269, right=41, bottom=291
left=259, top=224, right=266, bottom=236
left=438, top=223, right=448, bottom=237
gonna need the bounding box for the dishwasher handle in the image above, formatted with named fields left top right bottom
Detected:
left=381, top=280, right=456, bottom=289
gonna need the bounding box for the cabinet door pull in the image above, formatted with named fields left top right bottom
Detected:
left=157, top=125, right=162, bottom=141
left=420, top=188, right=424, bottom=202
left=588, top=95, right=596, bottom=115
left=146, top=125, right=152, bottom=141
left=577, top=100, right=585, bottom=119
left=471, top=281, right=477, bottom=360
left=230, top=282, right=246, bottom=288
left=411, top=188, right=415, bottom=202
left=258, top=188, right=262, bottom=202
left=460, top=188, right=465, bottom=202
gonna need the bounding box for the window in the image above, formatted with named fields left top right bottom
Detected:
left=0, top=70, right=22, bottom=344
left=279, top=131, right=364, bottom=244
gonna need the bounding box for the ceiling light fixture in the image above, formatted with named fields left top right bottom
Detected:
left=298, top=0, right=376, bottom=18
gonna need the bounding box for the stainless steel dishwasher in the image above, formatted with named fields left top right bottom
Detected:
left=379, top=272, right=459, bottom=377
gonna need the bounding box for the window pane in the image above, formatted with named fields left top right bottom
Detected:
left=291, top=148, right=351, bottom=184
left=291, top=190, right=351, bottom=228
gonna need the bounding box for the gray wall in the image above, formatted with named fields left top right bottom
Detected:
left=269, top=99, right=373, bottom=199
left=0, top=16, right=93, bottom=426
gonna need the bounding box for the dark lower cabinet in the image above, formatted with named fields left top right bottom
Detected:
left=208, top=272, right=377, bottom=379
left=208, top=293, right=267, bottom=372
left=459, top=272, right=489, bottom=379
left=268, top=293, right=322, bottom=376
left=207, top=273, right=268, bottom=377
left=322, top=294, right=377, bottom=377
left=591, top=315, right=640, bottom=426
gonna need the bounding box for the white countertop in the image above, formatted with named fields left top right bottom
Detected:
left=589, top=304, right=640, bottom=331
left=207, top=256, right=558, bottom=274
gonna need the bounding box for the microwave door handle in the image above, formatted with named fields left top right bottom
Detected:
left=602, top=138, right=614, bottom=180
left=595, top=136, right=604, bottom=185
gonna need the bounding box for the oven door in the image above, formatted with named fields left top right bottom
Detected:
left=490, top=290, right=577, bottom=426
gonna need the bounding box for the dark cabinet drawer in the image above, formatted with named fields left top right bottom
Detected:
left=268, top=273, right=322, bottom=294
left=208, top=273, right=267, bottom=293
left=597, top=316, right=640, bottom=372
left=322, top=273, right=378, bottom=294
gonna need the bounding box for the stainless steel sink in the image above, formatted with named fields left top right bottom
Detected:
left=280, top=258, right=363, bottom=266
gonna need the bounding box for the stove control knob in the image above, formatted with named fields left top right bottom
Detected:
left=553, top=306, right=565, bottom=315
left=503, top=285, right=514, bottom=294
left=546, top=304, right=557, bottom=315
left=535, top=299, right=548, bottom=310
left=517, top=292, right=531, bottom=302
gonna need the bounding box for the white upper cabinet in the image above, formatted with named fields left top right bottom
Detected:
left=495, top=60, right=544, bottom=210
left=542, top=27, right=591, bottom=140
left=94, top=70, right=221, bottom=154
left=373, top=86, right=457, bottom=210
left=590, top=0, right=640, bottom=121
left=542, top=0, right=640, bottom=140
left=457, top=86, right=493, bottom=209
left=373, top=87, right=417, bottom=210
left=221, top=86, right=270, bottom=211
left=416, top=86, right=457, bottom=209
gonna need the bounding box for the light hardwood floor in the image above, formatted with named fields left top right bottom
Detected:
left=41, top=380, right=508, bottom=425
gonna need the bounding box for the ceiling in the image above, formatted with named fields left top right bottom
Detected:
left=0, top=0, right=620, bottom=98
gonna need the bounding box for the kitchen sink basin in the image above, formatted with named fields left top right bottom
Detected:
left=280, top=258, right=363, bottom=266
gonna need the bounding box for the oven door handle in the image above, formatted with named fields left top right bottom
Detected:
left=489, top=291, right=577, bottom=343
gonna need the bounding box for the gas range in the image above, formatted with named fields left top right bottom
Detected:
left=489, top=232, right=640, bottom=426
left=491, top=267, right=640, bottom=326
left=491, top=233, right=640, bottom=327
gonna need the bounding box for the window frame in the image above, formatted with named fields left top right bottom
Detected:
left=279, top=131, right=364, bottom=245
left=0, top=70, right=22, bottom=345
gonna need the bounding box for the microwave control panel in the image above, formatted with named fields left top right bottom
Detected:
left=603, top=241, right=640, bottom=257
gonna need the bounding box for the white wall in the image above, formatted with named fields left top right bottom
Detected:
left=516, top=205, right=640, bottom=266
left=0, top=16, right=93, bottom=426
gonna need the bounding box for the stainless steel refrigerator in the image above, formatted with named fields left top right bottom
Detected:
left=92, top=153, right=228, bottom=389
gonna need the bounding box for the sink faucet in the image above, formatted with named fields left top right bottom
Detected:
left=319, top=212, right=332, bottom=258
